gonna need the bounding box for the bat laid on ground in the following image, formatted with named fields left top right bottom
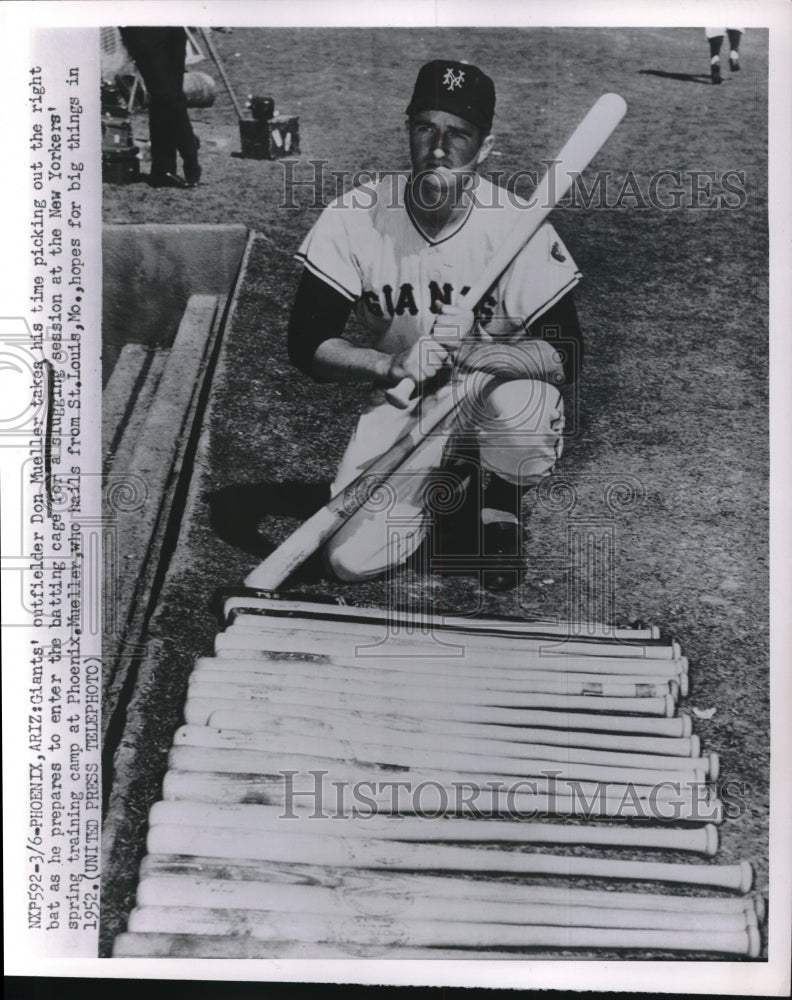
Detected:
left=193, top=663, right=678, bottom=700
left=148, top=800, right=719, bottom=854
left=205, top=707, right=701, bottom=756
left=162, top=769, right=723, bottom=822
left=186, top=675, right=677, bottom=718
left=223, top=612, right=681, bottom=657
left=244, top=93, right=628, bottom=592
left=146, top=822, right=752, bottom=891
left=124, top=902, right=760, bottom=956
left=193, top=698, right=693, bottom=736
left=173, top=721, right=717, bottom=778
left=139, top=854, right=763, bottom=917
left=221, top=590, right=662, bottom=640
left=135, top=875, right=758, bottom=929
left=384, top=91, right=628, bottom=407
left=167, top=736, right=705, bottom=788
left=114, top=929, right=760, bottom=959
left=215, top=623, right=684, bottom=662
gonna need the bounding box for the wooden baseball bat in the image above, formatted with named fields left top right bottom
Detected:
left=146, top=823, right=753, bottom=891
left=148, top=800, right=718, bottom=854
left=139, top=854, right=760, bottom=916
left=193, top=659, right=680, bottom=698
left=124, top=904, right=760, bottom=956
left=112, top=932, right=540, bottom=958
left=161, top=769, right=723, bottom=822
left=222, top=591, right=661, bottom=640
left=112, top=931, right=601, bottom=958
left=212, top=646, right=688, bottom=678
left=165, top=746, right=709, bottom=804
left=173, top=723, right=715, bottom=778
left=194, top=657, right=690, bottom=698
left=186, top=677, right=677, bottom=718
left=191, top=698, right=692, bottom=736
left=195, top=665, right=675, bottom=700
left=113, top=928, right=759, bottom=958
left=191, top=664, right=676, bottom=701
left=134, top=874, right=750, bottom=929
left=166, top=743, right=706, bottom=797
left=219, top=620, right=683, bottom=661
left=206, top=708, right=701, bottom=756
left=384, top=92, right=628, bottom=408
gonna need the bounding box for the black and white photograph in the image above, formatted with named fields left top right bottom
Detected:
left=2, top=0, right=791, bottom=992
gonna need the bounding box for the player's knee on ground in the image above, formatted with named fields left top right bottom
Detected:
left=324, top=518, right=428, bottom=582
left=476, top=379, right=565, bottom=483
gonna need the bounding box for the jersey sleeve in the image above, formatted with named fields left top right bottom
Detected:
left=295, top=200, right=364, bottom=302
left=287, top=269, right=355, bottom=377
left=488, top=223, right=582, bottom=334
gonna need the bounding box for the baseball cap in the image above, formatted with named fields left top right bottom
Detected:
left=406, top=59, right=495, bottom=134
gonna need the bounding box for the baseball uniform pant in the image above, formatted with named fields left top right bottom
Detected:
left=325, top=378, right=564, bottom=581
left=705, top=27, right=744, bottom=38
left=119, top=27, right=197, bottom=178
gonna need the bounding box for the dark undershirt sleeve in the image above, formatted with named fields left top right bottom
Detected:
left=287, top=268, right=355, bottom=378
left=525, top=293, right=584, bottom=385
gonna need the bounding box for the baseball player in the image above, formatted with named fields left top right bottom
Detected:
left=705, top=27, right=744, bottom=84
left=287, top=59, right=583, bottom=590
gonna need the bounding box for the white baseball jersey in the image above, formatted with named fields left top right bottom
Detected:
left=296, top=172, right=581, bottom=356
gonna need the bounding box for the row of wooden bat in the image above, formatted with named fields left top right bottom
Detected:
left=116, top=602, right=762, bottom=958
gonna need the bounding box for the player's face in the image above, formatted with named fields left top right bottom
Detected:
left=408, top=110, right=493, bottom=212
left=408, top=110, right=485, bottom=174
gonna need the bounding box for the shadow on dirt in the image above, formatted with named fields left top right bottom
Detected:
left=208, top=480, right=331, bottom=557
left=638, top=69, right=713, bottom=85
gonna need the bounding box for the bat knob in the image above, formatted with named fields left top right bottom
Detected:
left=747, top=923, right=761, bottom=958
left=738, top=859, right=754, bottom=894
left=385, top=376, right=417, bottom=408
left=704, top=823, right=719, bottom=856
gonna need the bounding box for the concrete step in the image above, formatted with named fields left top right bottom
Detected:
left=103, top=345, right=170, bottom=475
left=103, top=293, right=226, bottom=728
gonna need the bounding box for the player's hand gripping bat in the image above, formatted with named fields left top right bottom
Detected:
left=384, top=92, right=627, bottom=408
left=244, top=93, right=627, bottom=591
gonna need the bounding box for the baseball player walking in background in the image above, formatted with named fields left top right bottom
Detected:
left=705, top=27, right=744, bottom=84
left=286, top=59, right=583, bottom=591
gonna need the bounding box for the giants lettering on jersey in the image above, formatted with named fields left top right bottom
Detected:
left=362, top=281, right=498, bottom=321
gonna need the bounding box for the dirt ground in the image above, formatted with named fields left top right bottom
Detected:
left=101, top=26, right=770, bottom=960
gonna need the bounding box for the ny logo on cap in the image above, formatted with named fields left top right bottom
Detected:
left=442, top=67, right=466, bottom=91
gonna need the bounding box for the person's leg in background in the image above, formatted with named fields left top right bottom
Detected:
left=727, top=29, right=743, bottom=72
left=705, top=29, right=725, bottom=85
left=119, top=26, right=200, bottom=187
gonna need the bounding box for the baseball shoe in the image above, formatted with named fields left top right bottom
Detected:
left=148, top=171, right=191, bottom=189
left=183, top=160, right=202, bottom=187
left=183, top=134, right=202, bottom=187
left=710, top=58, right=722, bottom=84
left=430, top=462, right=480, bottom=554
left=482, top=520, right=522, bottom=592
left=729, top=51, right=741, bottom=72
